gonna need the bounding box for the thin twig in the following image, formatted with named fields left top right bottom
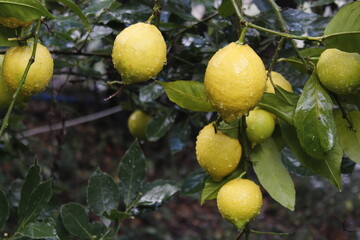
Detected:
left=250, top=229, right=292, bottom=235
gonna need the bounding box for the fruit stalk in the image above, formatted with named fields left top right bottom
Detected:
left=147, top=0, right=161, bottom=24
left=0, top=19, right=42, bottom=137
left=267, top=37, right=285, bottom=86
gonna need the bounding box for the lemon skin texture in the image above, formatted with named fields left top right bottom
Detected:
left=112, top=23, right=167, bottom=84
left=265, top=71, right=293, bottom=93
left=195, top=123, right=242, bottom=182
left=246, top=108, right=275, bottom=146
left=317, top=48, right=360, bottom=94
left=3, top=43, right=54, bottom=97
left=0, top=55, right=15, bottom=108
left=204, top=42, right=266, bottom=123
left=217, top=178, right=262, bottom=229
left=128, top=110, right=152, bottom=140
left=0, top=17, right=33, bottom=28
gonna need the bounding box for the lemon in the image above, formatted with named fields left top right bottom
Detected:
left=195, top=122, right=242, bottom=182
left=204, top=42, right=266, bottom=123
left=128, top=110, right=152, bottom=140
left=217, top=178, right=262, bottom=229
left=317, top=48, right=360, bottom=94
left=246, top=108, right=275, bottom=146
left=265, top=71, right=293, bottom=93
left=0, top=16, right=33, bottom=28
left=0, top=55, right=15, bottom=108
left=112, top=22, right=167, bottom=84
left=3, top=42, right=54, bottom=97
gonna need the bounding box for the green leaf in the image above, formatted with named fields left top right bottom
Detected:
left=279, top=120, right=342, bottom=190
left=0, top=0, right=53, bottom=21
left=157, top=80, right=215, bottom=112
left=139, top=82, right=165, bottom=103
left=60, top=203, right=94, bottom=240
left=103, top=209, right=132, bottom=222
left=55, top=0, right=90, bottom=30
left=294, top=71, right=336, bottom=159
left=0, top=190, right=9, bottom=230
left=0, top=26, right=17, bottom=46
left=218, top=0, right=235, bottom=17
left=181, top=168, right=207, bottom=195
left=146, top=109, right=177, bottom=142
left=118, top=140, right=146, bottom=207
left=22, top=180, right=53, bottom=226
left=168, top=119, right=191, bottom=154
left=258, top=88, right=300, bottom=125
left=18, top=221, right=59, bottom=239
left=201, top=168, right=243, bottom=205
left=279, top=48, right=324, bottom=73
left=83, top=0, right=114, bottom=16
left=19, top=164, right=41, bottom=223
left=335, top=110, right=360, bottom=164
left=87, top=168, right=120, bottom=216
left=215, top=119, right=240, bottom=139
left=133, top=180, right=179, bottom=212
left=251, top=139, right=295, bottom=211
left=324, top=1, right=360, bottom=54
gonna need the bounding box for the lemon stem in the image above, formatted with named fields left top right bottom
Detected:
left=237, top=27, right=248, bottom=45
left=267, top=37, right=285, bottom=87
left=147, top=0, right=161, bottom=24
left=0, top=19, right=42, bottom=137
left=239, top=117, right=250, bottom=177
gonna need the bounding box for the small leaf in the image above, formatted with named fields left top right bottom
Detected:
left=60, top=203, right=94, bottom=240
left=56, top=0, right=90, bottom=30
left=280, top=120, right=342, bottom=190
left=201, top=168, right=243, bottom=205
left=0, top=190, right=9, bottom=230
left=103, top=209, right=132, bottom=222
left=87, top=168, right=120, bottom=216
left=294, top=71, right=336, bottom=159
left=168, top=119, right=191, bottom=154
left=118, top=140, right=146, bottom=207
left=146, top=110, right=177, bottom=142
left=19, top=164, right=41, bottom=223
left=132, top=180, right=179, bottom=213
left=158, top=80, right=215, bottom=112
left=251, top=139, right=295, bottom=211
left=0, top=0, right=53, bottom=21
left=18, top=221, right=59, bottom=239
left=181, top=168, right=207, bottom=195
left=335, top=110, right=360, bottom=164
left=139, top=82, right=165, bottom=103
left=22, top=180, right=53, bottom=226
left=324, top=2, right=360, bottom=53
left=218, top=0, right=235, bottom=17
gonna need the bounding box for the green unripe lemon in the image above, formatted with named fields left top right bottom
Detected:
left=112, top=22, right=167, bottom=84
left=317, top=48, right=360, bottom=94
left=217, top=178, right=263, bottom=229
left=195, top=123, right=242, bottom=182
left=246, top=108, right=275, bottom=146
left=127, top=110, right=152, bottom=140
left=3, top=42, right=54, bottom=97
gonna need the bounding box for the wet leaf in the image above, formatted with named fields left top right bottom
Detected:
left=181, top=168, right=207, bottom=195
left=139, top=82, right=165, bottom=103
left=0, top=190, right=9, bottom=230
left=103, top=209, right=132, bottom=221
left=168, top=119, right=191, bottom=154
left=0, top=0, right=53, bottom=21
left=252, top=139, right=295, bottom=211
left=146, top=110, right=177, bottom=142
left=118, top=140, right=146, bottom=207
left=218, top=0, right=235, bottom=17
left=18, top=221, right=59, bottom=239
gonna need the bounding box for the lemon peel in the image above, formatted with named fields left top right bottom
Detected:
left=195, top=122, right=242, bottom=182
left=112, top=22, right=167, bottom=84
left=317, top=48, right=360, bottom=94
left=246, top=108, right=275, bottom=147
left=3, top=42, right=54, bottom=97
left=204, top=42, right=266, bottom=123
left=217, top=178, right=262, bottom=229
left=265, top=71, right=293, bottom=93
left=128, top=110, right=152, bottom=140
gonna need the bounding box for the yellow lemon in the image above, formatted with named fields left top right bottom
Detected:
left=0, top=16, right=33, bottom=28
left=246, top=108, right=275, bottom=147
left=128, top=110, right=152, bottom=140
left=317, top=48, right=360, bottom=94
left=265, top=71, right=293, bottom=93
left=195, top=122, right=242, bottom=182
left=217, top=178, right=262, bottom=229
left=204, top=42, right=266, bottom=123
left=112, top=22, right=167, bottom=84
left=3, top=42, right=54, bottom=97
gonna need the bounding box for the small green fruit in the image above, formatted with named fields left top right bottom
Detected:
left=127, top=110, right=152, bottom=140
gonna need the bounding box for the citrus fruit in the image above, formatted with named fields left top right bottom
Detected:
left=217, top=178, right=263, bottom=229
left=204, top=42, right=266, bottom=123
left=0, top=16, right=33, bottom=28
left=128, top=110, right=152, bottom=140
left=3, top=42, right=54, bottom=97
left=317, top=48, right=360, bottom=94
left=0, top=55, right=14, bottom=108
left=246, top=108, right=275, bottom=146
left=265, top=71, right=293, bottom=93
left=112, top=22, right=167, bottom=84
left=195, top=122, right=242, bottom=182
